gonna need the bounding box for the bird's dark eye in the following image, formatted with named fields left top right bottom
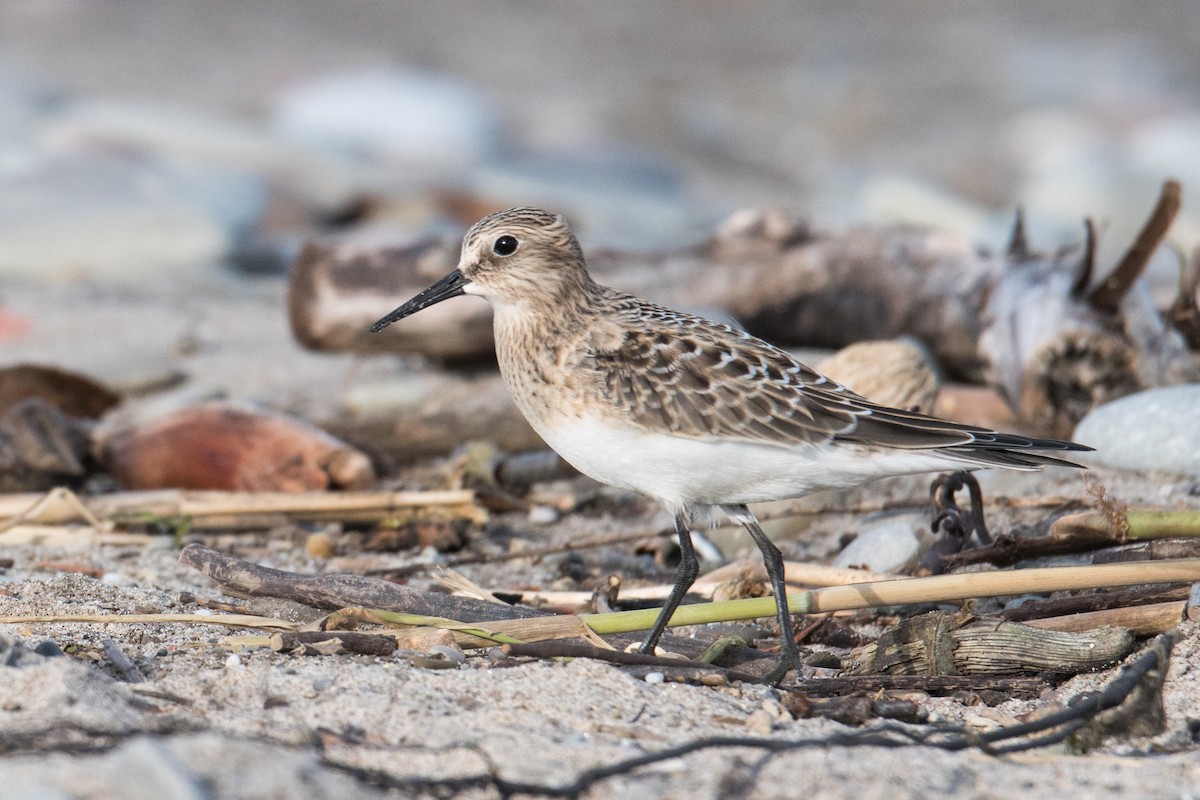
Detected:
left=493, top=235, right=519, bottom=256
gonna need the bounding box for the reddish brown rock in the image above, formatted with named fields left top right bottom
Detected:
left=96, top=401, right=374, bottom=492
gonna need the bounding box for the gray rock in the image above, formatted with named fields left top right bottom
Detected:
left=1073, top=385, right=1200, bottom=477
left=832, top=516, right=928, bottom=573
left=0, top=154, right=265, bottom=279
left=45, top=98, right=364, bottom=211
left=271, top=69, right=499, bottom=177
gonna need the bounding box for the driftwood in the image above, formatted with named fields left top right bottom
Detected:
left=850, top=612, right=1134, bottom=676
left=178, top=543, right=543, bottom=623
left=978, top=180, right=1194, bottom=433
left=290, top=187, right=1196, bottom=434
left=1024, top=601, right=1187, bottom=637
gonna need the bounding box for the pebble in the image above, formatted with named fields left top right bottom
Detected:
left=271, top=69, right=498, bottom=176
left=1073, top=385, right=1200, bottom=477
left=832, top=516, right=927, bottom=573
left=744, top=708, right=776, bottom=735
left=224, top=654, right=242, bottom=669
left=643, top=671, right=665, bottom=685
left=527, top=505, right=560, bottom=525
left=305, top=532, right=336, bottom=560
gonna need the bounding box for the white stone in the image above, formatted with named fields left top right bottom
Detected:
left=832, top=516, right=926, bottom=573
left=1073, top=385, right=1200, bottom=478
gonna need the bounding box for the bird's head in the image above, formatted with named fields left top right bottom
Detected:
left=371, top=207, right=589, bottom=332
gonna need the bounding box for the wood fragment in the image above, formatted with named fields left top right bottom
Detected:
left=1023, top=601, right=1186, bottom=637
left=781, top=693, right=925, bottom=726
left=999, top=584, right=1191, bottom=622
left=270, top=631, right=398, bottom=657
left=179, top=543, right=546, bottom=623
left=850, top=612, right=1133, bottom=676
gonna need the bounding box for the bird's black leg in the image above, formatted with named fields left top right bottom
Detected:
left=722, top=504, right=800, bottom=682
left=639, top=509, right=697, bottom=655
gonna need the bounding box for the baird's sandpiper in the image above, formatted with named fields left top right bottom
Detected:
left=372, top=207, right=1090, bottom=678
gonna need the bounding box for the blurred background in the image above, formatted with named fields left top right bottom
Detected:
left=1, top=0, right=1198, bottom=417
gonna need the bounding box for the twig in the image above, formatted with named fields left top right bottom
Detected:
left=101, top=638, right=146, bottom=683
left=1088, top=179, right=1182, bottom=311
left=502, top=641, right=760, bottom=683
left=795, top=674, right=1044, bottom=698
left=999, top=583, right=1191, bottom=621
left=270, top=631, right=398, bottom=657
left=179, top=543, right=547, bottom=623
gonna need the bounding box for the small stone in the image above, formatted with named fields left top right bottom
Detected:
left=527, top=505, right=559, bottom=525
left=832, top=516, right=927, bottom=573
left=1073, top=385, right=1200, bottom=477
left=305, top=532, right=336, bottom=560
left=745, top=708, right=775, bottom=735
left=643, top=671, right=665, bottom=685
left=804, top=650, right=842, bottom=669
left=224, top=654, right=242, bottom=669
left=33, top=640, right=64, bottom=658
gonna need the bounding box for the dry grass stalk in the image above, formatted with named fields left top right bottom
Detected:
left=496, top=559, right=897, bottom=612
left=0, top=487, right=485, bottom=530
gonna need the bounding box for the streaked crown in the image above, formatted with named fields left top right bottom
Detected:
left=458, top=207, right=591, bottom=306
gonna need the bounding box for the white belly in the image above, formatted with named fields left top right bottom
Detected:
left=533, top=414, right=964, bottom=512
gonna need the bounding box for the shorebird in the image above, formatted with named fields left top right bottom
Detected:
left=372, top=207, right=1090, bottom=678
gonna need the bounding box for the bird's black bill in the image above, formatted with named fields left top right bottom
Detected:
left=370, top=269, right=470, bottom=332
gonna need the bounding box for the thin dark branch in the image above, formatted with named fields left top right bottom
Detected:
left=1070, top=218, right=1097, bottom=297
left=1088, top=179, right=1183, bottom=311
